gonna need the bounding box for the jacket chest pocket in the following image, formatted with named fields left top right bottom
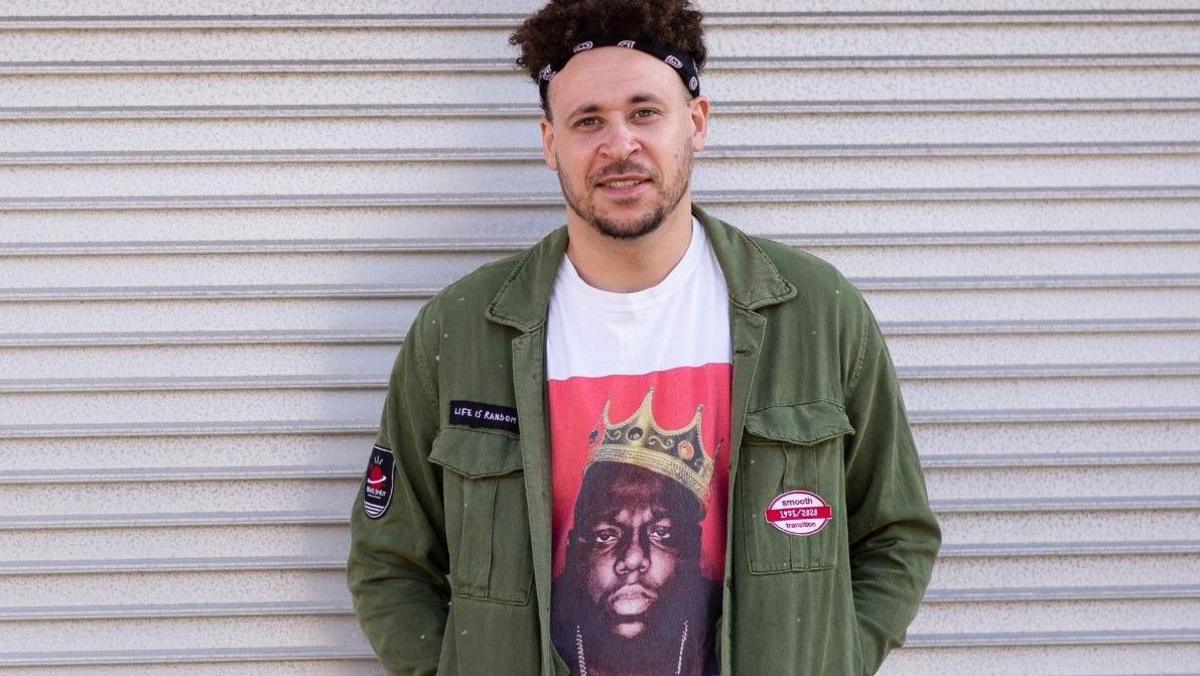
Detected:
left=430, top=427, right=533, bottom=605
left=737, top=400, right=853, bottom=574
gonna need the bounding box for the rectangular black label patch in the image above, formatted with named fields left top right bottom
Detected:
left=450, top=400, right=520, bottom=434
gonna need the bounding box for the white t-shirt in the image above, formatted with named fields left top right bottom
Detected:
left=546, top=218, right=731, bottom=676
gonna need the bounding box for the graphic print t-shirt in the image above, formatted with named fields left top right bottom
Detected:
left=547, top=219, right=730, bottom=676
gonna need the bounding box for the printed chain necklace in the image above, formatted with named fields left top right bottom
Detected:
left=573, top=620, right=690, bottom=676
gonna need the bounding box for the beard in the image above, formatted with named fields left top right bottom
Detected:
left=575, top=573, right=687, bottom=673
left=556, top=142, right=694, bottom=241
left=552, top=557, right=700, bottom=672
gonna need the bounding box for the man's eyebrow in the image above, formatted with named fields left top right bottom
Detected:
left=629, top=93, right=667, bottom=106
left=567, top=103, right=600, bottom=119
left=566, top=93, right=668, bottom=120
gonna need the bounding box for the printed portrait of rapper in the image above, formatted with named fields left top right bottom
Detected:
left=551, top=459, right=720, bottom=676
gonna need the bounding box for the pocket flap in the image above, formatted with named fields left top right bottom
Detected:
left=429, top=427, right=523, bottom=478
left=744, top=400, right=854, bottom=446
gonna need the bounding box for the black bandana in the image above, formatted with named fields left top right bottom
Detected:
left=537, top=39, right=701, bottom=108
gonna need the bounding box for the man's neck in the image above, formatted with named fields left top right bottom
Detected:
left=563, top=201, right=695, bottom=293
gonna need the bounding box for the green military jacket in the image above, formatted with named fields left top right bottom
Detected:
left=348, top=206, right=941, bottom=675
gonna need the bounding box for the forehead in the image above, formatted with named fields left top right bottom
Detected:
left=548, top=46, right=686, bottom=115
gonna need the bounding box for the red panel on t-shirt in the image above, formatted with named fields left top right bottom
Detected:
left=549, top=362, right=730, bottom=583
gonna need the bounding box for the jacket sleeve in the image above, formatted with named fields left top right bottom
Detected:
left=841, top=292, right=941, bottom=674
left=347, top=306, right=450, bottom=676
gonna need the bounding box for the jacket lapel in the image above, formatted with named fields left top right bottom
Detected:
left=694, top=206, right=796, bottom=676
left=485, top=227, right=568, bottom=674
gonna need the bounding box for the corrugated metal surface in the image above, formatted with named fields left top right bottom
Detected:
left=1, top=1, right=1197, bottom=673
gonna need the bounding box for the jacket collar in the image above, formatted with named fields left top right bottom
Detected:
left=484, top=224, right=568, bottom=333
left=484, top=204, right=796, bottom=331
left=695, top=205, right=797, bottom=310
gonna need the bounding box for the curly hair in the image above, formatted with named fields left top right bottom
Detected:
left=510, top=0, right=706, bottom=111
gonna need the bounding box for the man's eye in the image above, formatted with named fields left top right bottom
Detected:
left=575, top=117, right=600, bottom=129
left=633, top=109, right=658, bottom=119
left=593, top=528, right=619, bottom=544
left=648, top=525, right=672, bottom=541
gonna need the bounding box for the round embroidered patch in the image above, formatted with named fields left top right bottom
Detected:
left=764, top=490, right=832, bottom=536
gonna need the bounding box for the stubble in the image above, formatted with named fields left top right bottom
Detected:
left=556, top=139, right=694, bottom=241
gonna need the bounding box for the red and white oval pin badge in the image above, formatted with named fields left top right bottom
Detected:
left=765, top=490, right=832, bottom=536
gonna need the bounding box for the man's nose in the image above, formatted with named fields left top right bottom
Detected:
left=615, top=533, right=651, bottom=574
left=599, top=120, right=640, bottom=160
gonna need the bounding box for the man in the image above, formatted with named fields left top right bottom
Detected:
left=552, top=390, right=720, bottom=675
left=348, top=1, right=940, bottom=674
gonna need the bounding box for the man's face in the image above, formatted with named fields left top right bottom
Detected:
left=582, top=472, right=681, bottom=639
left=540, top=47, right=710, bottom=240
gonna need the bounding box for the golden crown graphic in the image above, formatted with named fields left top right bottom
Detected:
left=587, top=388, right=714, bottom=505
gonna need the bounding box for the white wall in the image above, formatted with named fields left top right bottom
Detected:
left=1, top=1, right=1198, bottom=673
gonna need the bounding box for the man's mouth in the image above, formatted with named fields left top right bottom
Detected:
left=607, top=584, right=657, bottom=615
left=600, top=179, right=645, bottom=189
left=594, top=174, right=651, bottom=197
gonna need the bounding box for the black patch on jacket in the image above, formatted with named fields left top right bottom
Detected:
left=363, top=445, right=395, bottom=519
left=449, top=400, right=520, bottom=434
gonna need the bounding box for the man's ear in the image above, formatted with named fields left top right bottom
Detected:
left=689, top=95, right=711, bottom=153
left=540, top=115, right=558, bottom=170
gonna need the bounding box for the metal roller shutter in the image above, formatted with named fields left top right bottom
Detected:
left=1, top=1, right=1197, bottom=673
